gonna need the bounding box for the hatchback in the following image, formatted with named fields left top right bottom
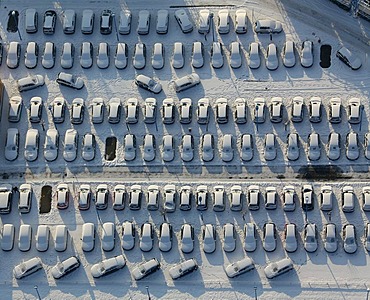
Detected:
left=211, top=42, right=224, bottom=68
left=29, top=96, right=43, bottom=123
left=35, top=225, right=49, bottom=252
left=192, top=41, right=204, bottom=68
left=254, top=19, right=282, bottom=33
left=235, top=98, right=247, bottom=124
left=213, top=185, right=226, bottom=212
left=309, top=96, right=322, bottom=123
left=80, top=42, right=93, bottom=68
left=162, top=135, right=175, bottom=162
left=249, top=42, right=261, bottom=69
left=348, top=98, right=362, bottom=124
left=14, top=257, right=42, bottom=279
left=244, top=223, right=257, bottom=252
left=270, top=97, right=283, bottom=123
left=283, top=185, right=296, bottom=212
left=159, top=222, right=173, bottom=252
left=264, top=258, right=293, bottom=279
left=162, top=98, right=175, bottom=124
left=82, top=133, right=96, bottom=161
left=24, top=128, right=39, bottom=162
left=51, top=256, right=80, bottom=279
left=302, top=184, right=314, bottom=211
left=229, top=41, right=242, bottom=68
left=25, top=8, right=38, bottom=33
left=223, top=223, right=236, bottom=252
left=119, top=10, right=131, bottom=34
left=336, top=46, right=362, bottom=70
left=78, top=184, right=91, bottom=210
left=108, top=98, right=121, bottom=124
left=196, top=185, right=208, bottom=210
left=346, top=132, right=359, bottom=160
left=203, top=224, right=216, bottom=253
left=181, top=134, right=194, bottom=162
left=198, top=9, right=211, bottom=33
left=323, top=223, right=337, bottom=253
left=81, top=10, right=95, bottom=34
left=81, top=223, right=95, bottom=252
left=140, top=223, right=154, bottom=252
left=282, top=41, right=296, bottom=67
left=265, top=187, right=277, bottom=209
left=343, top=224, right=357, bottom=254
left=291, top=96, right=304, bottom=122
left=180, top=186, right=192, bottom=210
left=248, top=185, right=260, bottom=210
left=174, top=9, right=193, bottom=33
left=137, top=10, right=150, bottom=34
left=201, top=134, right=214, bottom=162
left=56, top=72, right=84, bottom=90
left=135, top=74, right=162, bottom=94
left=42, top=42, right=55, bottom=69
left=147, top=185, right=159, bottom=210
left=8, top=96, right=22, bottom=123
left=113, top=185, right=125, bottom=211
left=152, top=43, right=164, bottom=69
left=174, top=73, right=200, bottom=93
left=91, top=97, right=104, bottom=124
left=7, top=41, right=20, bottom=68
left=263, top=223, right=277, bottom=252
left=55, top=225, right=68, bottom=252
left=63, top=9, right=76, bottom=34
left=143, top=134, right=156, bottom=162
left=97, top=42, right=110, bottom=69
left=61, top=42, right=74, bottom=69
left=218, top=9, right=230, bottom=34
left=96, top=184, right=108, bottom=210
left=122, top=221, right=135, bottom=250
left=1, top=224, right=14, bottom=251
left=308, top=132, right=321, bottom=161
left=100, top=10, right=113, bottom=34
left=115, top=43, right=128, bottom=69
left=163, top=185, right=176, bottom=212
left=327, top=132, right=341, bottom=161
left=63, top=129, right=78, bottom=162
left=18, top=224, right=32, bottom=252
left=287, top=133, right=300, bottom=161
left=71, top=98, right=85, bottom=124
left=25, top=41, right=38, bottom=68
left=124, top=134, right=136, bottom=161
left=320, top=186, right=333, bottom=211
left=44, top=129, right=58, bottom=162
left=169, top=259, right=198, bottom=280
left=133, top=43, right=146, bottom=69
left=225, top=257, right=254, bottom=278
left=264, top=133, right=277, bottom=161
left=132, top=259, right=160, bottom=280
left=303, top=223, right=317, bottom=252
left=266, top=43, right=279, bottom=70
left=129, top=185, right=142, bottom=210
left=301, top=40, right=314, bottom=68
left=342, top=186, right=355, bottom=212
left=230, top=185, right=243, bottom=211
left=235, top=9, right=247, bottom=33
left=0, top=185, right=13, bottom=214
left=284, top=223, right=298, bottom=252
left=197, top=98, right=210, bottom=124
left=18, top=183, right=32, bottom=213
left=179, top=98, right=192, bottom=124
left=241, top=134, right=254, bottom=162
left=17, top=75, right=45, bottom=92
left=221, top=134, right=233, bottom=162
left=126, top=98, right=139, bottom=124
left=253, top=97, right=266, bottom=123
left=172, top=42, right=184, bottom=69
left=91, top=256, right=126, bottom=278
left=56, top=183, right=69, bottom=209
left=362, top=187, right=370, bottom=211
left=43, top=10, right=56, bottom=34
left=329, top=97, right=341, bottom=123
left=216, top=98, right=228, bottom=124
left=156, top=10, right=168, bottom=34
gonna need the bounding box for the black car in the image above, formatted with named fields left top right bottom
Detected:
left=100, top=10, right=113, bottom=34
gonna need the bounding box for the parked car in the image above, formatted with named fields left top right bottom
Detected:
left=91, top=255, right=126, bottom=278
left=223, top=223, right=236, bottom=252
left=192, top=41, right=204, bottom=68
left=253, top=97, right=266, bottom=123
left=56, top=183, right=69, bottom=209
left=270, top=97, right=283, bottom=123
left=133, top=42, right=146, bottom=69
left=181, top=134, right=194, bottom=162
left=1, top=224, right=15, bottom=250
left=249, top=42, right=261, bottom=69
left=287, top=133, right=300, bottom=161
left=24, top=129, right=39, bottom=162
left=169, top=259, right=198, bottom=280
left=265, top=187, right=277, bottom=209
left=243, top=223, right=257, bottom=252
left=327, top=132, right=341, bottom=161
left=147, top=185, right=159, bottom=211
left=174, top=9, right=193, bottom=33
left=211, top=42, right=224, bottom=68
left=364, top=133, right=370, bottom=160
left=14, top=257, right=42, bottom=279
left=302, top=184, right=314, bottom=211
left=179, top=98, right=192, bottom=124
left=308, top=132, right=321, bottom=161
left=95, top=184, right=108, bottom=210
left=115, top=43, right=128, bottom=69
left=362, top=187, right=370, bottom=211
left=180, top=186, right=192, bottom=211
left=54, top=225, right=68, bottom=252
left=301, top=40, right=314, bottom=68
left=282, top=41, right=296, bottom=67
left=347, top=98, right=362, bottom=124
left=163, top=184, right=176, bottom=212
left=91, top=97, right=104, bottom=124
left=18, top=224, right=32, bottom=252
left=283, top=185, right=296, bottom=212
left=113, top=185, right=125, bottom=211
left=71, top=98, right=84, bottom=124
left=248, top=185, right=260, bottom=210
left=303, top=223, right=318, bottom=252
left=343, top=224, right=357, bottom=254
left=235, top=98, right=247, bottom=124
left=18, top=183, right=32, bottom=213
left=152, top=42, right=164, bottom=69
left=266, top=43, right=279, bottom=70
left=60, top=42, right=74, bottom=69
left=346, top=132, right=359, bottom=161
left=124, top=134, right=136, bottom=161
left=62, top=9, right=76, bottom=34
left=225, top=257, right=254, bottom=278
left=230, top=185, right=243, bottom=211
left=137, top=10, right=150, bottom=35
left=132, top=258, right=160, bottom=280
left=29, top=97, right=43, bottom=122
left=309, top=96, right=322, bottom=123
left=51, top=256, right=80, bottom=279
left=8, top=96, right=22, bottom=123
left=25, top=8, right=38, bottom=33
left=213, top=185, right=226, bottom=212
left=221, top=134, right=233, bottom=162
left=107, top=97, right=121, bottom=124
left=218, top=9, right=230, bottom=33
left=78, top=184, right=91, bottom=210
left=52, top=97, right=66, bottom=123
left=291, top=96, right=304, bottom=122
left=81, top=9, right=95, bottom=34
left=229, top=41, right=242, bottom=68
left=216, top=98, right=228, bottom=124
left=320, top=186, right=333, bottom=211
left=364, top=223, right=370, bottom=251
left=81, top=223, right=95, bottom=252
left=24, top=41, right=38, bottom=68
left=264, top=133, right=277, bottom=161
left=156, top=10, right=168, bottom=34
left=336, top=46, right=362, bottom=70
left=97, top=42, right=110, bottom=69
left=342, top=186, right=355, bottom=212
left=254, top=19, right=282, bottom=33
left=162, top=98, right=175, bottom=124
left=35, top=225, right=49, bottom=252
left=135, top=74, right=162, bottom=94
left=17, top=75, right=44, bottom=92
left=174, top=73, right=200, bottom=92
left=42, top=42, right=56, bottom=69
left=119, top=10, right=131, bottom=34
left=159, top=222, right=173, bottom=252
left=172, top=42, right=184, bottom=69
left=235, top=9, right=247, bottom=33
left=122, top=221, right=135, bottom=250
left=100, top=10, right=113, bottom=34
left=329, top=97, right=341, bottom=123
left=198, top=9, right=211, bottom=33
left=323, top=223, right=338, bottom=253
left=264, top=258, right=293, bottom=279
left=201, top=133, right=214, bottom=162
left=241, top=134, right=253, bottom=162
left=7, top=41, right=20, bottom=68
left=202, top=224, right=216, bottom=253
left=80, top=42, right=93, bottom=68
left=57, top=72, right=84, bottom=89
left=81, top=133, right=95, bottom=161
left=263, top=223, right=277, bottom=252
left=129, top=185, right=142, bottom=210
left=143, top=134, right=156, bottom=162
left=43, top=10, right=56, bottom=34
left=63, top=129, right=78, bottom=162
left=284, top=224, right=298, bottom=252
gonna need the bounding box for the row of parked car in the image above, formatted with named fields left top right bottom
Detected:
left=2, top=182, right=370, bottom=214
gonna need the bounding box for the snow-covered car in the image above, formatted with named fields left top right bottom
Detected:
left=196, top=185, right=208, bottom=210
left=18, top=183, right=32, bottom=213
left=180, top=186, right=192, bottom=210
left=71, top=98, right=84, bottom=124
left=169, top=259, right=198, bottom=280
left=35, top=225, right=49, bottom=252
left=342, top=186, right=355, bottom=213
left=152, top=42, right=164, bottom=69
left=62, top=9, right=76, bottom=34
left=235, top=9, right=247, bottom=33
left=265, top=187, right=277, bottom=209
left=140, top=223, right=154, bottom=252
left=198, top=9, right=211, bottom=34
left=14, top=257, right=42, bottom=279
left=91, top=98, right=104, bottom=124
left=286, top=133, right=300, bottom=161
left=135, top=74, right=162, bottom=94
left=137, top=10, right=150, bottom=35
left=343, top=224, right=357, bottom=254
left=174, top=73, right=200, bottom=93
left=254, top=19, right=282, bottom=33
left=218, top=9, right=230, bottom=34
left=221, top=134, right=233, bottom=162
left=346, top=132, right=359, bottom=161
left=235, top=98, right=247, bottom=124
left=159, top=222, right=172, bottom=252
left=52, top=97, right=66, bottom=123
left=7, top=41, right=20, bottom=68
left=180, top=223, right=194, bottom=253
left=364, top=223, right=370, bottom=251
left=25, top=8, right=38, bottom=33
left=129, top=185, right=142, bottom=210
left=63, top=129, right=78, bottom=162
left=133, top=42, right=146, bottom=69
left=80, top=42, right=93, bottom=68
left=303, top=223, right=318, bottom=252
left=125, top=98, right=139, bottom=124
left=56, top=72, right=84, bottom=90
left=122, top=221, right=135, bottom=250
left=132, top=258, right=160, bottom=280
left=302, top=184, right=314, bottom=211
left=43, top=10, right=56, bottom=34
left=291, top=96, right=304, bottom=122
left=263, top=223, right=277, bottom=252
left=147, top=185, right=159, bottom=211
left=114, top=43, right=128, bottom=69
left=253, top=97, right=266, bottom=123
left=181, top=134, right=194, bottom=162
left=156, top=9, right=169, bottom=34
left=249, top=42, right=261, bottom=69
left=223, top=223, right=236, bottom=252
left=96, top=42, right=110, bottom=69
left=24, top=41, right=38, bottom=68
left=213, top=185, right=226, bottom=212
left=172, top=42, right=184, bottom=69
left=8, top=96, right=22, bottom=123
left=124, top=134, right=136, bottom=161
left=112, top=185, right=125, bottom=211
left=60, top=42, right=74, bottom=69
left=43, top=129, right=59, bottom=162
left=211, top=42, right=224, bottom=68
left=284, top=224, right=298, bottom=252
left=248, top=185, right=260, bottom=211
left=174, top=9, right=193, bottom=33
left=264, top=133, right=277, bottom=161
left=230, top=185, right=242, bottom=211
left=225, top=257, right=254, bottom=278
left=301, top=40, right=314, bottom=68
left=308, top=132, right=321, bottom=161
left=329, top=97, right=342, bottom=123
left=283, top=185, right=296, bottom=212
left=56, top=183, right=69, bottom=210
left=327, top=132, right=341, bottom=161
left=18, top=224, right=32, bottom=252
left=81, top=223, right=95, bottom=252
left=201, top=133, right=214, bottom=162
left=179, top=98, right=192, bottom=124
left=17, top=74, right=44, bottom=92
left=24, top=128, right=39, bottom=162
left=55, top=225, right=68, bottom=252
left=100, top=10, right=113, bottom=34
left=82, top=133, right=95, bottom=161
left=323, top=223, right=337, bottom=253
left=162, top=98, right=175, bottom=124
left=320, top=186, right=333, bottom=211
left=107, top=97, right=121, bottom=124
left=264, top=258, right=293, bottom=279
left=216, top=98, right=228, bottom=124
left=347, top=97, right=362, bottom=124
left=163, top=184, right=176, bottom=212
left=362, top=187, right=370, bottom=211
left=0, top=185, right=13, bottom=215
left=270, top=97, right=283, bottom=123
left=309, top=96, right=322, bottom=123
left=42, top=42, right=55, bottom=69
left=91, top=255, right=126, bottom=278
left=81, top=9, right=94, bottom=34
left=95, top=184, right=108, bottom=210
left=241, top=134, right=253, bottom=162
left=1, top=224, right=14, bottom=250
left=266, top=43, right=279, bottom=70
left=51, top=256, right=80, bottom=279
left=144, top=98, right=157, bottom=124
left=29, top=96, right=42, bottom=122
left=282, top=41, right=296, bottom=67
left=202, top=224, right=216, bottom=253
left=192, top=41, right=204, bottom=68
left=229, top=41, right=242, bottom=68
left=336, top=46, right=362, bottom=70
left=143, top=134, right=156, bottom=162
left=119, top=10, right=131, bottom=34
left=78, top=184, right=91, bottom=210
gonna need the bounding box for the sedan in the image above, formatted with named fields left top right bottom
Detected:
left=180, top=223, right=194, bottom=253
left=91, top=255, right=126, bottom=278
left=264, top=133, right=277, bottom=161
left=1, top=224, right=15, bottom=251
left=282, top=41, right=296, bottom=67
left=42, top=42, right=55, bottom=69
left=159, top=222, right=172, bottom=252
left=124, top=134, right=136, bottom=161
left=135, top=74, right=162, bottom=94
left=221, top=134, right=233, bottom=162
left=241, top=134, right=253, bottom=161
left=308, top=132, right=321, bottom=161
left=119, top=11, right=131, bottom=34
left=346, top=132, right=359, bottom=161
left=82, top=133, right=96, bottom=161
left=235, top=9, right=247, bottom=33
left=327, top=132, right=341, bottom=161
left=202, top=224, right=216, bottom=253
left=284, top=224, right=298, bottom=252
left=29, top=96, right=43, bottom=123
left=174, top=73, right=200, bottom=93
left=56, top=72, right=84, bottom=90
left=343, top=224, right=357, bottom=254
left=156, top=9, right=169, bottom=34
left=78, top=184, right=91, bottom=210
left=192, top=41, right=204, bottom=68
left=323, top=223, right=337, bottom=253
left=229, top=41, right=242, bottom=68
left=100, top=10, right=113, bottom=34
left=172, top=42, right=184, bottom=69
left=143, top=134, right=156, bottom=162
left=61, top=42, right=74, bottom=69
left=115, top=43, right=128, bottom=69
left=266, top=43, right=278, bottom=70
left=342, top=186, right=355, bottom=212
left=169, top=259, right=198, bottom=280
left=56, top=183, right=69, bottom=209
left=101, top=222, right=115, bottom=252
left=336, top=46, right=362, bottom=70
left=132, top=258, right=160, bottom=280
left=71, top=98, right=85, bottom=124
left=133, top=42, right=146, bottom=69
left=18, top=224, right=32, bottom=252
left=24, top=129, right=39, bottom=162
left=137, top=10, right=150, bottom=34
left=225, top=257, right=254, bottom=278
left=35, top=225, right=49, bottom=252
left=126, top=98, right=138, bottom=123
left=264, top=258, right=293, bottom=279
left=174, top=9, right=193, bottom=33
left=97, top=42, right=110, bottom=69
left=201, top=134, right=214, bottom=162
left=8, top=96, right=22, bottom=123
left=181, top=134, right=194, bottom=162
left=122, top=221, right=135, bottom=250
left=44, top=129, right=59, bottom=162
left=140, top=223, right=154, bottom=252
left=17, top=75, right=44, bottom=92
left=91, top=98, right=104, bottom=124
left=263, top=223, right=276, bottom=252
left=7, top=41, right=20, bottom=68
left=249, top=42, right=261, bottom=69
left=211, top=42, right=224, bottom=68
left=14, top=257, right=42, bottom=279
left=80, top=42, right=93, bottom=68
left=152, top=42, right=164, bottom=69
left=218, top=9, right=230, bottom=34
left=162, top=135, right=174, bottom=162
left=95, top=184, right=108, bottom=210
left=52, top=97, right=66, bottom=123
left=301, top=40, right=314, bottom=68
left=223, top=223, right=236, bottom=252
left=24, top=41, right=38, bottom=68
left=51, top=256, right=80, bottom=279
left=303, top=223, right=318, bottom=252
left=287, top=133, right=300, bottom=161
left=63, top=129, right=78, bottom=162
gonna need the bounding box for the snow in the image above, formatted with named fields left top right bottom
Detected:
left=1, top=0, right=370, bottom=299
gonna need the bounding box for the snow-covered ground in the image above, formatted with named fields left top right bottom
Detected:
left=1, top=0, right=370, bottom=299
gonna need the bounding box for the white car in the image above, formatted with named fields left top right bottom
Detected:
left=241, top=134, right=253, bottom=162
left=342, top=186, right=355, bottom=213
left=14, top=257, right=42, bottom=279
left=82, top=133, right=95, bottom=161
left=1, top=224, right=15, bottom=251
left=18, top=224, right=32, bottom=252
left=180, top=186, right=192, bottom=210
left=91, top=98, right=104, bottom=124
left=201, top=134, right=214, bottom=162
left=81, top=223, right=95, bottom=252
left=235, top=9, right=247, bottom=33
left=100, top=10, right=113, bottom=34
left=364, top=223, right=370, bottom=251
left=119, top=10, right=131, bottom=34
left=17, top=75, right=44, bottom=92
left=56, top=183, right=70, bottom=210
left=270, top=97, right=283, bottom=123
left=264, top=258, right=293, bottom=279
left=309, top=96, right=322, bottom=123
left=308, top=132, right=321, bottom=161
left=348, top=97, right=362, bottom=124
left=24, top=41, right=38, bottom=68
left=248, top=185, right=260, bottom=210
left=287, top=133, right=300, bottom=161
left=283, top=185, right=296, bottom=212
left=282, top=41, right=296, bottom=67
left=198, top=9, right=211, bottom=34
left=264, top=133, right=277, bottom=161
left=323, top=223, right=338, bottom=253
left=343, top=224, right=357, bottom=254
left=181, top=134, right=194, bottom=162
left=97, top=42, right=110, bottom=69
left=56, top=72, right=84, bottom=90
left=44, top=129, right=59, bottom=162
left=122, top=221, right=135, bottom=250
left=62, top=9, right=76, bottom=33
left=363, top=187, right=370, bottom=211
left=80, top=42, right=93, bottom=68
left=284, top=224, right=298, bottom=252
left=81, top=9, right=94, bottom=34
left=4, top=128, right=19, bottom=161
left=147, top=185, right=159, bottom=210
left=29, top=96, right=43, bottom=123
left=152, top=42, right=164, bottom=69
left=216, top=98, right=228, bottom=124
left=291, top=96, right=304, bottom=122
left=0, top=184, right=13, bottom=214
left=140, top=223, right=154, bottom=252
left=7, top=41, right=20, bottom=68
left=254, top=19, right=282, bottom=33
left=95, top=184, right=108, bottom=210
left=25, top=8, right=38, bottom=33
left=42, top=42, right=55, bottom=69
left=336, top=46, right=362, bottom=70
left=179, top=98, right=192, bottom=124
left=253, top=97, right=265, bottom=123
left=229, top=41, right=242, bottom=69
left=108, top=97, right=121, bottom=124
left=202, top=224, right=216, bottom=253
left=266, top=43, right=279, bottom=70
left=143, top=134, right=156, bottom=162
left=163, top=184, right=176, bottom=212
left=24, top=129, right=39, bottom=162
left=156, top=9, right=169, bottom=34
left=192, top=41, right=204, bottom=68
left=132, top=258, right=160, bottom=280
left=129, top=185, right=142, bottom=210
left=35, top=225, right=49, bottom=252
left=8, top=96, right=22, bottom=123
left=63, top=129, right=78, bottom=162
left=265, top=187, right=277, bottom=209
left=126, top=98, right=139, bottom=124
left=18, top=183, right=32, bottom=213
left=223, top=223, right=236, bottom=252
left=172, top=42, right=184, bottom=69
left=329, top=97, right=342, bottom=123
left=263, top=223, right=277, bottom=252
left=51, top=256, right=80, bottom=280
left=135, top=74, right=162, bottom=94
left=113, top=185, right=125, bottom=211
left=197, top=98, right=210, bottom=124
left=174, top=73, right=200, bottom=92
left=235, top=98, right=247, bottom=124
left=169, top=259, right=198, bottom=280
left=124, top=134, right=136, bottom=161
left=137, top=10, right=150, bottom=35
left=302, top=184, right=314, bottom=211
left=211, top=42, right=224, bottom=68
left=218, top=9, right=230, bottom=34
left=61, top=42, right=74, bottom=69
left=230, top=185, right=242, bottom=211
left=78, top=184, right=91, bottom=210
left=51, top=97, right=66, bottom=123
left=162, top=98, right=175, bottom=124
left=213, top=185, right=226, bottom=212
left=225, top=257, right=254, bottom=278
left=196, top=185, right=208, bottom=210
left=174, top=9, right=193, bottom=33
left=249, top=42, right=261, bottom=69
left=320, top=186, right=333, bottom=211
left=55, top=225, right=68, bottom=252
left=71, top=98, right=85, bottom=124
left=221, top=134, right=233, bottom=162
left=144, top=98, right=157, bottom=124
left=303, top=223, right=318, bottom=252
left=346, top=132, right=359, bottom=161
left=180, top=223, right=194, bottom=253
left=301, top=40, right=314, bottom=68
left=101, top=222, right=115, bottom=251
left=91, top=255, right=126, bottom=278
left=133, top=42, right=146, bottom=69
left=115, top=43, right=128, bottom=69
left=327, top=132, right=341, bottom=161
left=159, top=222, right=173, bottom=252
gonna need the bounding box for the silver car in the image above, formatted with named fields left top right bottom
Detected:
left=179, top=98, right=192, bottom=124
left=137, top=10, right=150, bottom=35
left=162, top=135, right=174, bottom=162
left=82, top=133, right=95, bottom=161
left=202, top=224, right=216, bottom=253
left=346, top=132, right=359, bottom=161
left=108, top=97, right=121, bottom=124
left=135, top=74, right=162, bottom=94
left=152, top=42, right=164, bottom=69
left=8, top=96, right=22, bottom=123
left=180, top=223, right=194, bottom=253
left=225, top=257, right=254, bottom=278
left=119, top=10, right=131, bottom=34
left=122, top=221, right=135, bottom=250
left=249, top=42, right=261, bottom=69
left=144, top=98, right=157, bottom=124
left=253, top=97, right=266, bottom=123
left=71, top=98, right=84, bottom=124
left=323, top=223, right=337, bottom=253
left=264, top=133, right=277, bottom=161
left=169, top=259, right=198, bottom=280
left=342, top=186, right=355, bottom=213
left=229, top=41, right=242, bottom=68
left=343, top=224, right=357, bottom=254
left=159, top=222, right=172, bottom=252
left=309, top=96, right=322, bottom=123
left=244, top=223, right=258, bottom=252
left=42, top=42, right=55, bottom=69
left=61, top=42, right=74, bottom=69
left=132, top=258, right=160, bottom=280
left=97, top=42, right=110, bottom=69
left=197, top=98, right=210, bottom=124
left=192, top=41, right=204, bottom=68
left=241, top=134, right=253, bottom=162
left=211, top=42, right=224, bottom=68
left=14, top=257, right=42, bottom=279
left=235, top=9, right=247, bottom=34
left=143, top=134, right=156, bottom=162
left=25, top=41, right=38, bottom=68
left=172, top=42, right=184, bottom=69
left=24, top=129, right=39, bottom=162
left=286, top=133, right=299, bottom=161
left=124, top=134, right=136, bottom=161
left=327, top=132, right=341, bottom=161
left=91, top=256, right=126, bottom=278
left=218, top=9, right=230, bottom=34
left=263, top=223, right=277, bottom=252
left=221, top=134, right=233, bottom=162
left=156, top=10, right=169, bottom=34
left=174, top=9, right=193, bottom=33
left=223, top=223, right=236, bottom=252
left=17, top=75, right=44, bottom=92
left=266, top=43, right=278, bottom=71
left=51, top=256, right=80, bottom=279
left=308, top=132, right=321, bottom=161
left=181, top=134, right=194, bottom=162
left=264, top=258, right=293, bottom=279
left=29, top=96, right=42, bottom=123
left=63, top=129, right=78, bottom=162
left=282, top=41, right=296, bottom=68
left=320, top=186, right=333, bottom=211
left=284, top=224, right=298, bottom=252
left=101, top=222, right=115, bottom=252
left=303, top=223, right=318, bottom=252
left=201, top=134, right=214, bottom=162
left=91, top=98, right=104, bottom=124
left=80, top=42, right=93, bottom=68
left=44, top=129, right=59, bottom=162
left=115, top=43, right=128, bottom=69
left=301, top=40, right=314, bottom=68
left=7, top=41, right=20, bottom=68
left=133, top=42, right=146, bottom=69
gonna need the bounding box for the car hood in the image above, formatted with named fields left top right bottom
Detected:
left=181, top=242, right=193, bottom=253
left=122, top=238, right=134, bottom=250
left=264, top=240, right=276, bottom=252
left=222, top=151, right=233, bottom=162
left=202, top=150, right=214, bottom=162
left=140, top=240, right=153, bottom=252
left=25, top=150, right=37, bottom=161
left=325, top=241, right=337, bottom=253
left=162, top=151, right=174, bottom=162
left=82, top=150, right=94, bottom=161
left=63, top=150, right=76, bottom=162
left=305, top=242, right=318, bottom=252
left=159, top=240, right=172, bottom=252
left=203, top=241, right=215, bottom=253
left=44, top=149, right=58, bottom=162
